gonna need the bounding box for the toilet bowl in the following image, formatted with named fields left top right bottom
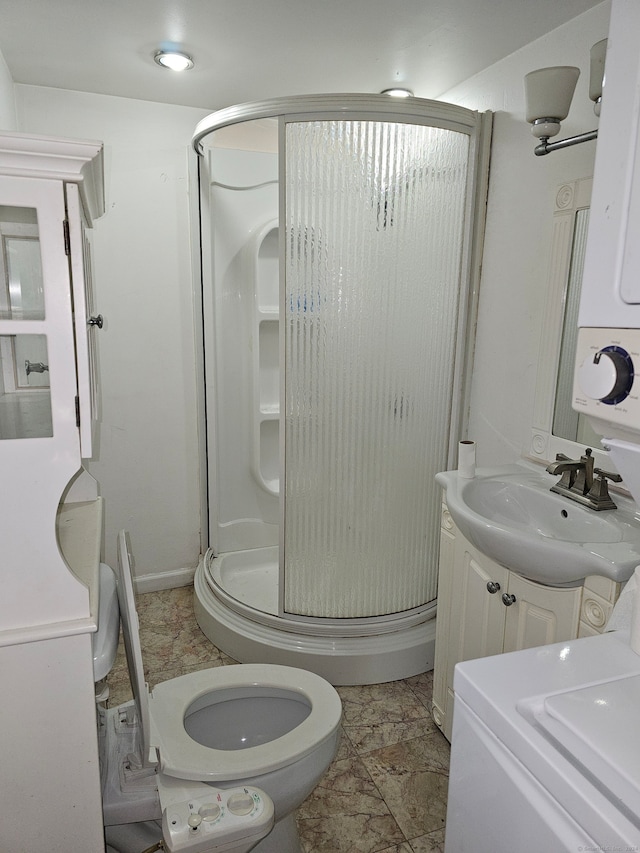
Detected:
left=97, top=531, right=342, bottom=853
left=93, top=559, right=120, bottom=703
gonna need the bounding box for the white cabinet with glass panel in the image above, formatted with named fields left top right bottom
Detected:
left=0, top=132, right=105, bottom=631
left=0, top=132, right=106, bottom=853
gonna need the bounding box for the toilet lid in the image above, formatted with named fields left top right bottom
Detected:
left=116, top=529, right=155, bottom=769
left=115, top=531, right=342, bottom=783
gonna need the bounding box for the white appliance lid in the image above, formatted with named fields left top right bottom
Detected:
left=534, top=674, right=640, bottom=821
left=116, top=530, right=155, bottom=769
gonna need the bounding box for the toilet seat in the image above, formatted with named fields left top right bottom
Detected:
left=150, top=664, right=341, bottom=781
left=116, top=531, right=342, bottom=784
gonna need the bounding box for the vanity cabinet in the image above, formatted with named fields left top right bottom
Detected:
left=432, top=502, right=620, bottom=742
left=0, top=132, right=106, bottom=852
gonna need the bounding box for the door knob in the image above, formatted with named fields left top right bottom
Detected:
left=88, top=314, right=103, bottom=329
left=501, top=593, right=516, bottom=606
left=486, top=581, right=501, bottom=594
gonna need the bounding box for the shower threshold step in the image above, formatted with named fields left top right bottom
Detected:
left=210, top=546, right=279, bottom=616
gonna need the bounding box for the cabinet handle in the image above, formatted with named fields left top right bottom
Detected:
left=501, top=593, right=516, bottom=607
left=486, top=581, right=501, bottom=594
left=88, top=314, right=104, bottom=329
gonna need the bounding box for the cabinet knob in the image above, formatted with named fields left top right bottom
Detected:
left=486, top=581, right=501, bottom=594
left=88, top=314, right=104, bottom=329
left=501, top=593, right=517, bottom=607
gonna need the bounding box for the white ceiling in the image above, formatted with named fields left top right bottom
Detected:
left=1, top=0, right=603, bottom=112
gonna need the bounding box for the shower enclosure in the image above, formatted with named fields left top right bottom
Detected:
left=192, top=95, right=490, bottom=684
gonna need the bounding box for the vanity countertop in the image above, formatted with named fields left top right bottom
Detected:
left=57, top=497, right=103, bottom=624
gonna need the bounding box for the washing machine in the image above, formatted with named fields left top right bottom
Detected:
left=444, top=631, right=640, bottom=852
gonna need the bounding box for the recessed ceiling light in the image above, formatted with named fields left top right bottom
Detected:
left=154, top=51, right=194, bottom=72
left=380, top=88, right=414, bottom=98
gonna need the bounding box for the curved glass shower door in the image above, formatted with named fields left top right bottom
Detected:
left=196, top=96, right=489, bottom=629
left=283, top=119, right=470, bottom=618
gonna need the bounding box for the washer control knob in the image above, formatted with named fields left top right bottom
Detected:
left=199, top=803, right=221, bottom=821
left=227, top=791, right=255, bottom=815
left=578, top=346, right=634, bottom=405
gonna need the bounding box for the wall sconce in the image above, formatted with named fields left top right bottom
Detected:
left=524, top=39, right=607, bottom=156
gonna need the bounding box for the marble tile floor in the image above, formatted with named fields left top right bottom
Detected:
left=107, top=586, right=450, bottom=853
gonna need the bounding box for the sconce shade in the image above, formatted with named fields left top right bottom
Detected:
left=589, top=39, right=607, bottom=112
left=524, top=66, right=580, bottom=125
left=524, top=49, right=602, bottom=155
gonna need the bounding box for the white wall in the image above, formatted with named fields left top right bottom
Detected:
left=440, top=2, right=611, bottom=466
left=12, top=2, right=611, bottom=583
left=16, top=86, right=209, bottom=584
left=0, top=46, right=16, bottom=130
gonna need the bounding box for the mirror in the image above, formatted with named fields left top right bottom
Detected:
left=551, top=206, right=600, bottom=446
left=531, top=177, right=609, bottom=468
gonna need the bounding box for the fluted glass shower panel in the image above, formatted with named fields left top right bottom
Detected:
left=283, top=119, right=470, bottom=618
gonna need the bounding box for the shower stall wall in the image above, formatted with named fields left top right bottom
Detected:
left=193, top=96, right=491, bottom=684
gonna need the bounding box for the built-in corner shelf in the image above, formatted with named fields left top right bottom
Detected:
left=57, top=496, right=103, bottom=623
left=252, top=221, right=280, bottom=496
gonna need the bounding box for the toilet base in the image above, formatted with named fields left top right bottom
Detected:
left=251, top=813, right=301, bottom=853
left=100, top=703, right=160, bottom=826
left=104, top=815, right=299, bottom=853
left=102, top=535, right=338, bottom=853
left=100, top=701, right=307, bottom=853
left=105, top=820, right=162, bottom=853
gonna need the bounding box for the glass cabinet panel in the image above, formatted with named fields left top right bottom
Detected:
left=0, top=206, right=44, bottom=320
left=0, top=205, right=52, bottom=439
left=0, top=334, right=53, bottom=438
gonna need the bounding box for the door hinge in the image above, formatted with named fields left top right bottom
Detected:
left=75, top=395, right=81, bottom=428
left=63, top=219, right=71, bottom=255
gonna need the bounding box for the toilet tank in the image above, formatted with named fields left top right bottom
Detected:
left=93, top=563, right=120, bottom=682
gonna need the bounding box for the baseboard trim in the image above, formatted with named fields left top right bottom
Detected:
left=134, top=566, right=196, bottom=594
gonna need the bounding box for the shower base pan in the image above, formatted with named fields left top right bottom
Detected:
left=193, top=546, right=436, bottom=685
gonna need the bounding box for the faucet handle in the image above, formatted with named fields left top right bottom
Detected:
left=587, top=468, right=621, bottom=510
left=593, top=468, right=623, bottom=483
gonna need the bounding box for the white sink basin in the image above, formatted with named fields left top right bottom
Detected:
left=436, top=462, right=640, bottom=586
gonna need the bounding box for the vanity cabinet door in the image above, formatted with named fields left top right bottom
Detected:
left=450, top=536, right=509, bottom=665
left=502, top=573, right=582, bottom=652
left=433, top=533, right=508, bottom=741
left=433, top=509, right=583, bottom=743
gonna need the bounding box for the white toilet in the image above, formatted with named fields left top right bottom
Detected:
left=96, top=531, right=342, bottom=853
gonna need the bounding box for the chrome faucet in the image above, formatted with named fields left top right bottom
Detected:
left=546, top=448, right=622, bottom=511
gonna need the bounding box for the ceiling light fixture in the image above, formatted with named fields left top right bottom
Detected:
left=524, top=39, right=607, bottom=156
left=154, top=50, right=194, bottom=72
left=380, top=88, right=414, bottom=98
